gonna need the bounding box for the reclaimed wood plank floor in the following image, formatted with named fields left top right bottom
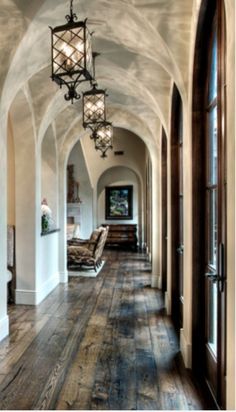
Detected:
left=0, top=250, right=210, bottom=410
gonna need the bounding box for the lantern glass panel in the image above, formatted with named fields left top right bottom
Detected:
left=52, top=23, right=92, bottom=83
left=84, top=93, right=105, bottom=123
left=95, top=125, right=113, bottom=150
left=85, top=27, right=93, bottom=75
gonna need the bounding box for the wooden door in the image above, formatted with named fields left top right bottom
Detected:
left=171, top=85, right=184, bottom=330
left=161, top=129, right=167, bottom=292
left=192, top=0, right=226, bottom=407
left=204, top=7, right=226, bottom=405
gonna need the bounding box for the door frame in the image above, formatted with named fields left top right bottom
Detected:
left=192, top=0, right=226, bottom=408
left=170, top=84, right=183, bottom=331
left=161, top=128, right=167, bottom=293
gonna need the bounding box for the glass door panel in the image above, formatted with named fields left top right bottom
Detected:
left=206, top=188, right=218, bottom=268
left=208, top=106, right=218, bottom=186
left=208, top=281, right=218, bottom=355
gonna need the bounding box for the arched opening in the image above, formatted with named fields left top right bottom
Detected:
left=97, top=166, right=142, bottom=249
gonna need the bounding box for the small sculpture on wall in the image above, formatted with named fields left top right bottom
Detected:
left=67, top=164, right=82, bottom=203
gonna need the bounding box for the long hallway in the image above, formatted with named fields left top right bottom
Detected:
left=0, top=251, right=209, bottom=410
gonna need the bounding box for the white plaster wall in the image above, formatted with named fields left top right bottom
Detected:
left=41, top=126, right=58, bottom=224
left=81, top=128, right=147, bottom=190
left=145, top=156, right=152, bottom=258
left=68, top=140, right=93, bottom=239
left=151, top=146, right=162, bottom=288
left=35, top=124, right=60, bottom=304
left=180, top=104, right=193, bottom=368
left=8, top=87, right=60, bottom=306
left=37, top=232, right=59, bottom=304
left=10, top=89, right=37, bottom=300
left=58, top=156, right=68, bottom=284
left=7, top=116, right=15, bottom=225
left=0, top=110, right=8, bottom=340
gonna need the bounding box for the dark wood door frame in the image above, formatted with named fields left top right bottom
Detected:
left=161, top=129, right=167, bottom=293
left=192, top=0, right=226, bottom=408
left=170, top=84, right=183, bottom=331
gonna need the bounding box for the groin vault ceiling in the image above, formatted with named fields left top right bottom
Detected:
left=0, top=0, right=194, bottom=152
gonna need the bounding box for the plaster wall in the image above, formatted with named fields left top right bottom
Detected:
left=41, top=126, right=58, bottom=224
left=151, top=144, right=162, bottom=288
left=58, top=156, right=68, bottom=284
left=7, top=116, right=15, bottom=225
left=145, top=156, right=152, bottom=257
left=37, top=232, right=59, bottom=304
left=81, top=128, right=147, bottom=190
left=68, top=140, right=93, bottom=240
left=0, top=111, right=8, bottom=341
left=10, top=90, right=37, bottom=300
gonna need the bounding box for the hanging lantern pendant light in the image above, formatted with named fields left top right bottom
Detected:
left=82, top=52, right=107, bottom=131
left=49, top=0, right=93, bottom=103
left=94, top=122, right=113, bottom=158
left=83, top=83, right=107, bottom=130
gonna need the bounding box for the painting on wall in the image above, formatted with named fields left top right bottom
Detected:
left=105, top=185, right=133, bottom=220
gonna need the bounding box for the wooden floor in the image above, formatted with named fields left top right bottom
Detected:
left=0, top=250, right=210, bottom=410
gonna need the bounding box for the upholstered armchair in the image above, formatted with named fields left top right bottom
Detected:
left=67, top=226, right=109, bottom=271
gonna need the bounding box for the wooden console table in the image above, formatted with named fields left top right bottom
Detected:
left=103, top=224, right=137, bottom=251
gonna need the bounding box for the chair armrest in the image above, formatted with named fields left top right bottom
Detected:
left=67, top=238, right=89, bottom=246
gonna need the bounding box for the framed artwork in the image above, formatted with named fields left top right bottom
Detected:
left=105, top=185, right=133, bottom=220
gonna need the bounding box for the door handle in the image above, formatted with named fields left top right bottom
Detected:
left=205, top=244, right=226, bottom=291
left=219, top=243, right=226, bottom=292
left=205, top=272, right=220, bottom=282
left=177, top=245, right=184, bottom=254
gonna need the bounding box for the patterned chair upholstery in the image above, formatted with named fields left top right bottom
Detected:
left=67, top=226, right=109, bottom=271
left=67, top=226, right=102, bottom=249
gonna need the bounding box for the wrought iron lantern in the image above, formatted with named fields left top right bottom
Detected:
left=94, top=122, right=113, bottom=158
left=83, top=83, right=107, bottom=131
left=82, top=52, right=107, bottom=132
left=49, top=0, right=93, bottom=102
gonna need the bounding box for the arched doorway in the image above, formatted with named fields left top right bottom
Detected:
left=192, top=0, right=227, bottom=407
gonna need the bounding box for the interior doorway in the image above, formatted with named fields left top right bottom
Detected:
left=192, top=0, right=227, bottom=408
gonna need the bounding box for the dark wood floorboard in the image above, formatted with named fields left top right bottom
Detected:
left=0, top=250, right=210, bottom=410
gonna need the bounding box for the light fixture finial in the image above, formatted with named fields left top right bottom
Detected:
left=66, top=0, right=77, bottom=23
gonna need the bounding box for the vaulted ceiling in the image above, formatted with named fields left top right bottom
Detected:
left=0, top=0, right=195, bottom=155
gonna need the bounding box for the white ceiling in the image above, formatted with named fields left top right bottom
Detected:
left=0, top=0, right=195, bottom=154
